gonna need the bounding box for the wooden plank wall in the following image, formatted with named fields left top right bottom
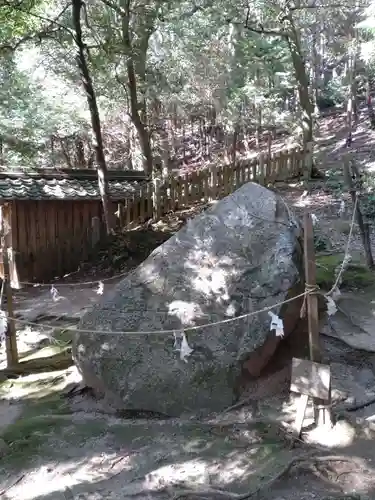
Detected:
left=9, top=199, right=113, bottom=283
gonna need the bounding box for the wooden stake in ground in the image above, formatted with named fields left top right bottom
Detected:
left=0, top=205, right=18, bottom=367
left=343, top=155, right=374, bottom=269
left=303, top=211, right=321, bottom=363
left=303, top=210, right=332, bottom=427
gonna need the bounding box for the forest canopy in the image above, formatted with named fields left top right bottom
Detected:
left=0, top=0, right=374, bottom=176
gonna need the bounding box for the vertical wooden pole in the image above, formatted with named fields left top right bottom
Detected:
left=304, top=210, right=332, bottom=427
left=258, top=154, right=265, bottom=186
left=152, top=177, right=161, bottom=219
left=0, top=205, right=18, bottom=367
left=267, top=134, right=272, bottom=157
left=303, top=211, right=321, bottom=363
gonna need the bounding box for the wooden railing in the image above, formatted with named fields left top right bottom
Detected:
left=116, top=142, right=313, bottom=228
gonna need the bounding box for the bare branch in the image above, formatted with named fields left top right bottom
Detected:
left=114, top=60, right=130, bottom=110
left=228, top=17, right=286, bottom=37
left=82, top=1, right=91, bottom=29
left=98, top=0, right=127, bottom=16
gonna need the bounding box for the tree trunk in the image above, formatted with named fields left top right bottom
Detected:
left=255, top=69, right=262, bottom=148
left=72, top=0, right=113, bottom=234
left=125, top=48, right=153, bottom=176
left=284, top=17, right=322, bottom=179
left=345, top=31, right=354, bottom=147
left=312, top=27, right=320, bottom=116
left=353, top=29, right=360, bottom=126
left=118, top=0, right=154, bottom=177
left=286, top=28, right=313, bottom=146
left=366, top=81, right=375, bottom=129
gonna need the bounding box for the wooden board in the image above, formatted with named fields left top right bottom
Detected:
left=290, top=357, right=331, bottom=400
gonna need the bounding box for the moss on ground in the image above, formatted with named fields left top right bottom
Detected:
left=316, top=254, right=375, bottom=291
left=1, top=387, right=109, bottom=470
left=2, top=415, right=71, bottom=468
left=0, top=368, right=75, bottom=469
left=2, top=414, right=110, bottom=470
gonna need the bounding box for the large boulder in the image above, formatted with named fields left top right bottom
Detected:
left=73, top=182, right=304, bottom=416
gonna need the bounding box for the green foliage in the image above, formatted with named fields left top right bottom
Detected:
left=0, top=0, right=371, bottom=167
left=318, top=79, right=346, bottom=108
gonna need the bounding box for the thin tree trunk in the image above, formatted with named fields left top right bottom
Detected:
left=353, top=28, right=359, bottom=126
left=346, top=31, right=355, bottom=147
left=119, top=1, right=153, bottom=176
left=286, top=29, right=313, bottom=146
left=255, top=69, right=262, bottom=148
left=366, top=80, right=375, bottom=129
left=72, top=0, right=113, bottom=234
left=312, top=26, right=320, bottom=116
left=284, top=17, right=323, bottom=178
left=126, top=54, right=153, bottom=176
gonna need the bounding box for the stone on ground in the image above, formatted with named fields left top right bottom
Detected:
left=73, top=182, right=304, bottom=416
left=322, top=291, right=375, bottom=352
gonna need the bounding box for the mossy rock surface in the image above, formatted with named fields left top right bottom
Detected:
left=316, top=254, right=375, bottom=291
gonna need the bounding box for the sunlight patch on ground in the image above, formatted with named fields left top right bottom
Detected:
left=304, top=419, right=356, bottom=448
left=2, top=452, right=131, bottom=500
left=2, top=450, right=262, bottom=499
left=0, top=367, right=80, bottom=401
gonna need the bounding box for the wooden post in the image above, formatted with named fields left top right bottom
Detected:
left=258, top=154, right=265, bottom=185
left=304, top=211, right=332, bottom=427
left=267, top=134, right=272, bottom=157
left=0, top=205, right=18, bottom=367
left=210, top=165, right=218, bottom=200
left=344, top=156, right=374, bottom=268
left=303, top=211, right=321, bottom=363
left=152, top=177, right=161, bottom=219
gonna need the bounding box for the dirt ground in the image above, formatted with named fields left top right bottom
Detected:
left=3, top=107, right=375, bottom=499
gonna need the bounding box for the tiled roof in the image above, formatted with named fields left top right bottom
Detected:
left=0, top=170, right=148, bottom=201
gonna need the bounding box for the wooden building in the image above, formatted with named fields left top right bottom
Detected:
left=0, top=168, right=147, bottom=285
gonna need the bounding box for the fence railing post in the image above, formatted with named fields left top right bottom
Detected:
left=259, top=154, right=265, bottom=185
left=117, top=144, right=311, bottom=227
left=153, top=177, right=162, bottom=219
left=210, top=165, right=218, bottom=200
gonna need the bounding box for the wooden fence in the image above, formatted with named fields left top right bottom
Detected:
left=117, top=143, right=312, bottom=228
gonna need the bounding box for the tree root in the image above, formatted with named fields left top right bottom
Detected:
left=222, top=398, right=251, bottom=413
left=340, top=396, right=375, bottom=413
left=171, top=455, right=357, bottom=500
